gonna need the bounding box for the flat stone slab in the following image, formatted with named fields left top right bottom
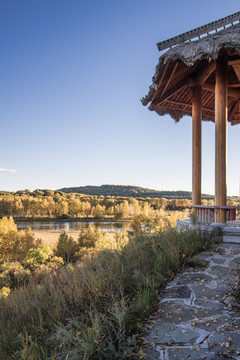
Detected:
left=159, top=301, right=201, bottom=324
left=142, top=348, right=160, bottom=359
left=193, top=298, right=227, bottom=311
left=198, top=252, right=216, bottom=260
left=220, top=244, right=240, bottom=254
left=191, top=285, right=226, bottom=301
left=146, top=323, right=200, bottom=345
left=192, top=315, right=230, bottom=332
left=209, top=265, right=233, bottom=277
left=229, top=256, right=240, bottom=267
left=162, top=285, right=192, bottom=299
left=210, top=256, right=228, bottom=264
left=204, top=355, right=227, bottom=360
left=222, top=319, right=240, bottom=332
left=223, top=235, right=240, bottom=243
left=167, top=347, right=208, bottom=360
left=142, top=244, right=240, bottom=359
left=209, top=332, right=240, bottom=358
left=223, top=226, right=240, bottom=234
left=175, top=272, right=213, bottom=285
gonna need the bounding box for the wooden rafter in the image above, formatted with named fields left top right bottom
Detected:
left=150, top=61, right=169, bottom=104
left=231, top=118, right=240, bottom=125
left=187, top=79, right=240, bottom=99
left=233, top=64, right=240, bottom=82
left=229, top=100, right=240, bottom=121
left=161, top=63, right=178, bottom=96
left=201, top=82, right=240, bottom=99
left=162, top=99, right=214, bottom=113
left=152, top=78, right=187, bottom=105
left=157, top=103, right=215, bottom=119
left=228, top=59, right=240, bottom=65
left=195, top=61, right=216, bottom=85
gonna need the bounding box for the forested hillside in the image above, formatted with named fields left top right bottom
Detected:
left=0, top=187, right=238, bottom=219
left=58, top=184, right=214, bottom=200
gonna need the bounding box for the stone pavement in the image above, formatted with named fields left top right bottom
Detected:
left=142, top=244, right=240, bottom=360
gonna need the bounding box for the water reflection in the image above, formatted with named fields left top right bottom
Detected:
left=16, top=221, right=130, bottom=232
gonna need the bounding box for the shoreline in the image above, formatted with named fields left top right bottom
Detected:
left=13, top=217, right=131, bottom=223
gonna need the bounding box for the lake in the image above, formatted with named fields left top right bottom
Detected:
left=16, top=220, right=131, bottom=232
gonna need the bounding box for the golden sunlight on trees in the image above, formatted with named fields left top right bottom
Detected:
left=0, top=189, right=223, bottom=223
left=0, top=217, right=63, bottom=294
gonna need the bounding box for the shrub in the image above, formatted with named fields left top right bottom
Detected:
left=0, top=262, right=30, bottom=289
left=0, top=287, right=10, bottom=299
left=23, top=243, right=54, bottom=268
left=78, top=224, right=100, bottom=248
left=0, top=216, right=17, bottom=234
left=0, top=217, right=41, bottom=263
left=95, top=230, right=129, bottom=251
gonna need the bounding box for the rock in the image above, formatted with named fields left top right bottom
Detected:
left=146, top=322, right=200, bottom=345
left=167, top=347, right=208, bottom=360
left=162, top=285, right=192, bottom=299
left=175, top=272, right=212, bottom=285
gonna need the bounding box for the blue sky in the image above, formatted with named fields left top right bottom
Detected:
left=1, top=0, right=240, bottom=195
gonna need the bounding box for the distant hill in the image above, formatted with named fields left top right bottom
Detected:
left=58, top=184, right=214, bottom=200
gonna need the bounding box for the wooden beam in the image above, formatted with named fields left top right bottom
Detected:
left=161, top=63, right=178, bottom=96
left=229, top=100, right=239, bottom=121
left=162, top=99, right=214, bottom=113
left=228, top=59, right=240, bottom=65
left=151, top=79, right=187, bottom=105
left=202, top=82, right=240, bottom=99
left=192, top=86, right=202, bottom=219
left=195, top=61, right=216, bottom=85
left=150, top=62, right=169, bottom=104
left=233, top=64, right=240, bottom=82
left=231, top=119, right=240, bottom=125
left=228, top=84, right=240, bottom=88
left=215, top=54, right=228, bottom=223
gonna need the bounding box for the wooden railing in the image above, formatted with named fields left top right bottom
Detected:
left=191, top=205, right=240, bottom=223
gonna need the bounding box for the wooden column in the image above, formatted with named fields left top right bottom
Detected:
left=192, top=85, right=202, bottom=219
left=215, top=55, right=228, bottom=223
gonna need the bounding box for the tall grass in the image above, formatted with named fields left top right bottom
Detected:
left=0, top=228, right=219, bottom=359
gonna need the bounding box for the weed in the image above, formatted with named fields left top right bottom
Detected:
left=0, top=227, right=217, bottom=359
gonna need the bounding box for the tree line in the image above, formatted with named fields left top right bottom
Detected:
left=0, top=189, right=195, bottom=219
left=0, top=189, right=237, bottom=219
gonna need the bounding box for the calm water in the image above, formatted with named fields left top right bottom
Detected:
left=16, top=220, right=131, bottom=232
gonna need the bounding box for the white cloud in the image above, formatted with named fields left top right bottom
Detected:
left=0, top=168, right=18, bottom=173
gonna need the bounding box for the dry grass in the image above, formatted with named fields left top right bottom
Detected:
left=0, top=228, right=220, bottom=359
left=33, top=231, right=79, bottom=248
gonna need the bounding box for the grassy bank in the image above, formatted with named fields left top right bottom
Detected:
left=34, top=230, right=80, bottom=248
left=0, top=227, right=219, bottom=359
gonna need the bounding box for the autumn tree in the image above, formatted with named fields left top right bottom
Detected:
left=56, top=232, right=78, bottom=263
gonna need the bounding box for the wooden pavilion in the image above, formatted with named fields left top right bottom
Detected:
left=142, top=12, right=240, bottom=224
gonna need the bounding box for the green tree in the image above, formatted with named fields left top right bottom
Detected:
left=56, top=232, right=78, bottom=263
left=0, top=217, right=40, bottom=263
left=23, top=244, right=54, bottom=268
left=78, top=224, right=100, bottom=248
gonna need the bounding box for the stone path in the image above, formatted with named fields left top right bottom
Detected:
left=142, top=244, right=240, bottom=360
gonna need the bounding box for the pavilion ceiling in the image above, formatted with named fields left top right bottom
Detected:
left=142, top=23, right=240, bottom=125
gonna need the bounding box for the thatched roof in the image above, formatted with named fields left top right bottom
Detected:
left=142, top=23, right=240, bottom=125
